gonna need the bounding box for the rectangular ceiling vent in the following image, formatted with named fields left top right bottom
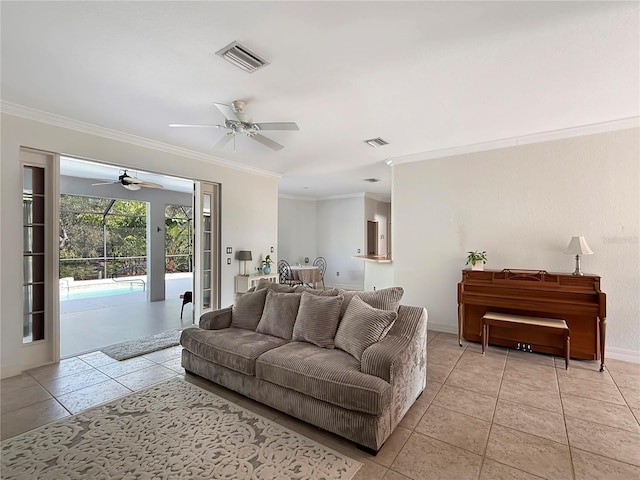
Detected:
left=216, top=41, right=269, bottom=74
left=364, top=137, right=389, bottom=147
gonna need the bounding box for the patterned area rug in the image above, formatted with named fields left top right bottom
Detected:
left=1, top=378, right=361, bottom=480
left=100, top=329, right=182, bottom=360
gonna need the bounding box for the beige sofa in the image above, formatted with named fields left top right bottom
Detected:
left=180, top=284, right=428, bottom=452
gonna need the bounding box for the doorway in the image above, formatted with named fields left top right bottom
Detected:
left=367, top=221, right=379, bottom=256
left=58, top=157, right=200, bottom=357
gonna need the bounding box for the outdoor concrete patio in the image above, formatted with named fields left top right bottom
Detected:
left=60, top=273, right=194, bottom=358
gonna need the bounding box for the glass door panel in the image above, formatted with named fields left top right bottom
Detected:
left=23, top=165, right=46, bottom=343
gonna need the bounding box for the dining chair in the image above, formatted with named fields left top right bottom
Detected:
left=312, top=257, right=327, bottom=290
left=277, top=259, right=302, bottom=287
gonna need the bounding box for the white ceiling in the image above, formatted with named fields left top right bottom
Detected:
left=2, top=2, right=638, bottom=200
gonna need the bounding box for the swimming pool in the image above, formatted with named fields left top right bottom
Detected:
left=60, top=282, right=145, bottom=301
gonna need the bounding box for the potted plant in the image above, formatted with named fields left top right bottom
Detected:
left=465, top=250, right=487, bottom=271
left=261, top=255, right=273, bottom=274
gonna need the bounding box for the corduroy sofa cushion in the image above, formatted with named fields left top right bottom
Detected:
left=292, top=292, right=343, bottom=348
left=254, top=278, right=297, bottom=293
left=180, top=327, right=287, bottom=375
left=339, top=287, right=404, bottom=318
left=295, top=286, right=343, bottom=296
left=230, top=288, right=268, bottom=330
left=256, top=342, right=392, bottom=415
left=334, top=296, right=398, bottom=360
left=256, top=290, right=302, bottom=339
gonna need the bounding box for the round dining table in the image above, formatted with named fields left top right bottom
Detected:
left=290, top=265, right=321, bottom=286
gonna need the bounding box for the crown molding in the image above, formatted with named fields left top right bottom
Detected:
left=1, top=101, right=281, bottom=180
left=389, top=116, right=640, bottom=165
left=364, top=192, right=391, bottom=203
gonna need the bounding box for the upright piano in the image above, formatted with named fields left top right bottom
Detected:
left=457, top=269, right=606, bottom=370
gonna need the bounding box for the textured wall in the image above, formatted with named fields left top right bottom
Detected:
left=393, top=128, right=639, bottom=357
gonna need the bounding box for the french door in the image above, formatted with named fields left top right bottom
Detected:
left=193, top=182, right=220, bottom=320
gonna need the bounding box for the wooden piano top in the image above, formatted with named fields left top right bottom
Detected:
left=458, top=269, right=606, bottom=317
left=460, top=269, right=602, bottom=291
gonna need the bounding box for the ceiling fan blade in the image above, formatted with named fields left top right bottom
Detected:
left=254, top=122, right=299, bottom=131
left=251, top=133, right=284, bottom=151
left=91, top=180, right=117, bottom=186
left=214, top=103, right=241, bottom=122
left=169, top=124, right=223, bottom=128
left=214, top=133, right=234, bottom=150
left=138, top=181, right=163, bottom=189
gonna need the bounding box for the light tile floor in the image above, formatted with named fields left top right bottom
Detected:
left=2, top=332, right=640, bottom=480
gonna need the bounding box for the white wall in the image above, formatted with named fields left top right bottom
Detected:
left=393, top=127, right=640, bottom=358
left=277, top=196, right=317, bottom=266
left=1, top=113, right=279, bottom=377
left=317, top=196, right=365, bottom=290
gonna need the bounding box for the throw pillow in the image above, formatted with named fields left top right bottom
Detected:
left=255, top=278, right=297, bottom=293
left=295, top=286, right=343, bottom=296
left=230, top=288, right=268, bottom=330
left=292, top=292, right=344, bottom=348
left=256, top=290, right=303, bottom=339
left=340, top=286, right=404, bottom=318
left=334, top=296, right=398, bottom=360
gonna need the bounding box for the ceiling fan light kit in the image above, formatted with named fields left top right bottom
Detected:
left=170, top=100, right=299, bottom=152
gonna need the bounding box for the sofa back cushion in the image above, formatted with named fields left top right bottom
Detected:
left=256, top=290, right=302, bottom=339
left=255, top=278, right=297, bottom=293
left=292, top=292, right=344, bottom=348
left=295, top=286, right=343, bottom=297
left=231, top=288, right=268, bottom=330
left=339, top=286, right=404, bottom=318
left=334, top=296, right=398, bottom=360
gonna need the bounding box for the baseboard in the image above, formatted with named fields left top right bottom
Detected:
left=425, top=322, right=458, bottom=335
left=607, top=347, right=640, bottom=364
left=1, top=365, right=24, bottom=379
left=425, top=324, right=640, bottom=364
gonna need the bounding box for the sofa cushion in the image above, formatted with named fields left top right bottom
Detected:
left=292, top=292, right=343, bottom=348
left=334, top=296, right=398, bottom=361
left=256, top=290, right=302, bottom=339
left=295, top=286, right=343, bottom=296
left=256, top=342, right=392, bottom=415
left=180, top=327, right=287, bottom=375
left=339, top=286, right=404, bottom=318
left=255, top=278, right=297, bottom=293
left=231, top=288, right=268, bottom=330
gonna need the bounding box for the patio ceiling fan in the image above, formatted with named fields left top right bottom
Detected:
left=91, top=171, right=163, bottom=191
left=169, top=100, right=299, bottom=151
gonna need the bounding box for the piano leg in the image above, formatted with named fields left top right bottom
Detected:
left=458, top=304, right=463, bottom=347
left=599, top=316, right=606, bottom=372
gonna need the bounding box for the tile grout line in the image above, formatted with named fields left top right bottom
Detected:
left=556, top=362, right=577, bottom=480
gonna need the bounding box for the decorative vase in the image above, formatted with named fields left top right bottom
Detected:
left=471, top=262, right=484, bottom=271
left=263, top=265, right=271, bottom=274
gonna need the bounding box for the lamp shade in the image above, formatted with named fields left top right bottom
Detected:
left=564, top=236, right=593, bottom=256
left=237, top=250, right=252, bottom=261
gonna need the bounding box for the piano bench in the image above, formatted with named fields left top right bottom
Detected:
left=481, top=312, right=570, bottom=369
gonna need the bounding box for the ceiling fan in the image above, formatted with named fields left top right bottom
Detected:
left=91, top=171, right=163, bottom=191
left=170, top=100, right=299, bottom=151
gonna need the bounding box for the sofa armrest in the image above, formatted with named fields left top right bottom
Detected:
left=199, top=307, right=233, bottom=330
left=361, top=305, right=428, bottom=384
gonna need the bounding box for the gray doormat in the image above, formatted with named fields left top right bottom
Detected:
left=101, top=329, right=182, bottom=361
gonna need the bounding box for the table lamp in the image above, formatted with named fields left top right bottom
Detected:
left=237, top=250, right=252, bottom=276
left=564, top=236, right=593, bottom=276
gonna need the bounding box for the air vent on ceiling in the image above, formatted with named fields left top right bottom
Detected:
left=364, top=137, right=389, bottom=147
left=216, top=41, right=269, bottom=73
left=364, top=178, right=381, bottom=183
